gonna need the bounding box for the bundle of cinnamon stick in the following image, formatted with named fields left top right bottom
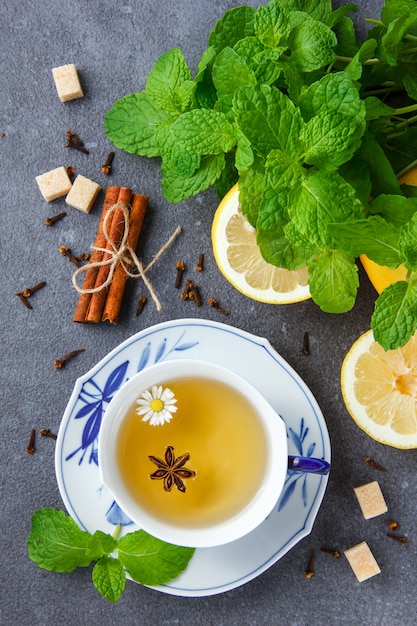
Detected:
left=73, top=186, right=148, bottom=324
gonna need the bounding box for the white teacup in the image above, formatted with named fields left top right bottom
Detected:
left=98, top=359, right=288, bottom=548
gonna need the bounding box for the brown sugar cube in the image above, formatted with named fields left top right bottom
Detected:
left=354, top=481, right=388, bottom=519
left=52, top=64, right=84, bottom=102
left=344, top=541, right=381, bottom=582
left=36, top=166, right=72, bottom=202
left=65, top=175, right=101, bottom=213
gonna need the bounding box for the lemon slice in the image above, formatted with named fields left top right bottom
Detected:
left=341, top=329, right=417, bottom=449
left=212, top=184, right=311, bottom=304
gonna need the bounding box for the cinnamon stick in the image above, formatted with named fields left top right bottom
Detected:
left=86, top=187, right=132, bottom=323
left=102, top=193, right=149, bottom=323
left=73, top=186, right=120, bottom=323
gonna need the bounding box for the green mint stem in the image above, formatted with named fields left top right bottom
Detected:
left=365, top=18, right=385, bottom=27
left=363, top=86, right=404, bottom=97
left=397, top=159, right=417, bottom=180
left=335, top=55, right=379, bottom=65
left=113, top=524, right=122, bottom=541
left=405, top=34, right=417, bottom=42
left=394, top=103, right=417, bottom=116
left=393, top=113, right=417, bottom=132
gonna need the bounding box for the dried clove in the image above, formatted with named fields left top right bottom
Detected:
left=188, top=283, right=202, bottom=307
left=175, top=261, right=185, bottom=289
left=40, top=428, right=57, bottom=440
left=195, top=253, right=204, bottom=272
left=75, top=252, right=91, bottom=263
left=387, top=532, right=407, bottom=545
left=54, top=348, right=85, bottom=369
left=64, top=130, right=89, bottom=154
left=180, top=278, right=193, bottom=300
left=16, top=292, right=32, bottom=309
left=16, top=281, right=46, bottom=309
left=20, top=281, right=46, bottom=298
left=389, top=520, right=399, bottom=531
left=208, top=297, right=229, bottom=315
left=101, top=151, right=115, bottom=175
left=304, top=550, right=316, bottom=579
left=66, top=165, right=75, bottom=178
left=180, top=279, right=202, bottom=307
left=365, top=457, right=386, bottom=471
left=301, top=330, right=310, bottom=356
left=45, top=212, right=67, bottom=226
left=59, top=245, right=80, bottom=268
left=26, top=429, right=36, bottom=454
left=320, top=547, right=341, bottom=558
left=136, top=295, right=147, bottom=316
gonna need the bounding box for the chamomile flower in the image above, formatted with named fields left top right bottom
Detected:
left=136, top=385, right=178, bottom=426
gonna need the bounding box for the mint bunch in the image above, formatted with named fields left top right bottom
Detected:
left=104, top=0, right=417, bottom=351
left=28, top=509, right=195, bottom=603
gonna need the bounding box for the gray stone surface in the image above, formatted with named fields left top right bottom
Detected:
left=1, top=1, right=416, bottom=624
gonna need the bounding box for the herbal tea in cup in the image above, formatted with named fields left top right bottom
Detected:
left=98, top=360, right=288, bottom=548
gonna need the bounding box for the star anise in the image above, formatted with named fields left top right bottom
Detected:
left=148, top=445, right=196, bottom=493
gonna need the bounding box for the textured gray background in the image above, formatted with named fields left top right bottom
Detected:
left=1, top=1, right=416, bottom=624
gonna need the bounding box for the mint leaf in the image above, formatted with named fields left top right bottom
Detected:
left=233, top=84, right=303, bottom=158
left=92, top=556, right=126, bottom=604
left=327, top=4, right=358, bottom=29
left=287, top=18, right=337, bottom=71
left=265, top=149, right=305, bottom=193
left=288, top=170, right=364, bottom=249
left=338, top=157, right=371, bottom=205
left=364, top=96, right=395, bottom=121
left=298, top=73, right=366, bottom=168
left=233, top=36, right=283, bottom=85
left=298, top=72, right=364, bottom=121
left=171, top=109, right=235, bottom=155
left=238, top=155, right=267, bottom=227
left=328, top=216, right=401, bottom=268
left=161, top=153, right=225, bottom=203
left=104, top=92, right=171, bottom=157
left=235, top=129, right=254, bottom=171
left=369, top=194, right=417, bottom=228
left=208, top=6, right=256, bottom=53
left=117, top=530, right=195, bottom=586
left=212, top=47, right=257, bottom=115
left=333, top=16, right=360, bottom=58
left=399, top=213, right=417, bottom=270
left=345, top=38, right=378, bottom=81
left=371, top=280, right=417, bottom=350
left=381, top=0, right=417, bottom=25
left=28, top=509, right=91, bottom=573
left=357, top=132, right=402, bottom=197
left=146, top=48, right=192, bottom=114
left=257, top=188, right=318, bottom=269
left=86, top=530, right=117, bottom=561
left=381, top=9, right=417, bottom=67
left=308, top=250, right=359, bottom=313
left=254, top=2, right=290, bottom=48
left=214, top=152, right=239, bottom=199
left=302, top=110, right=365, bottom=168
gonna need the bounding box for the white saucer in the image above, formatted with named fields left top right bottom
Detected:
left=55, top=319, right=331, bottom=597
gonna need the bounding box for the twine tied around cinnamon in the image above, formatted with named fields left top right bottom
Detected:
left=72, top=202, right=181, bottom=311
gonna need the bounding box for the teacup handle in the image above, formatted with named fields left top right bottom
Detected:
left=288, top=455, right=330, bottom=475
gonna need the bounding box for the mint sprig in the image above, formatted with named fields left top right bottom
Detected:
left=104, top=0, right=417, bottom=350
left=28, top=509, right=195, bottom=603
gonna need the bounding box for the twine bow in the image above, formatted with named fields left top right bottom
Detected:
left=72, top=203, right=181, bottom=311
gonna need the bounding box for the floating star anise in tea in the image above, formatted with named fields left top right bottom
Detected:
left=148, top=445, right=195, bottom=492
